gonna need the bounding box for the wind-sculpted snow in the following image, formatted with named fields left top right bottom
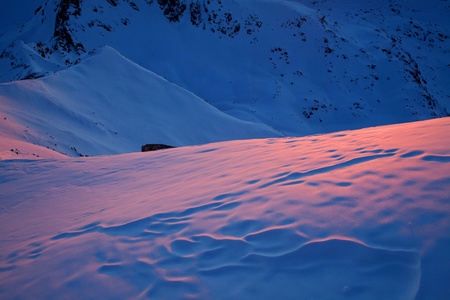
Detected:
left=0, top=118, right=449, bottom=299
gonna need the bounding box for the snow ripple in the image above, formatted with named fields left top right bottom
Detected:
left=1, top=118, right=449, bottom=299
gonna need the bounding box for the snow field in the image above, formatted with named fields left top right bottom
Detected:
left=1, top=117, right=449, bottom=299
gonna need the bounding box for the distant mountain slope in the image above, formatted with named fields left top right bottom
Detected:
left=0, top=46, right=280, bottom=156
left=0, top=0, right=448, bottom=136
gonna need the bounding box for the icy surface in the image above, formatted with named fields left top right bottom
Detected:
left=1, top=117, right=449, bottom=299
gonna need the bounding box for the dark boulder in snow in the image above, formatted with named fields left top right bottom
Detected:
left=141, top=144, right=175, bottom=152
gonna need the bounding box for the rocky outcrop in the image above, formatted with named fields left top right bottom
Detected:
left=157, top=0, right=186, bottom=22
left=53, top=0, right=85, bottom=55
left=141, top=144, right=175, bottom=152
left=155, top=0, right=260, bottom=38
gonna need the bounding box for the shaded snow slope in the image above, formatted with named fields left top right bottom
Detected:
left=0, top=46, right=280, bottom=156
left=0, top=112, right=67, bottom=160
left=1, top=117, right=449, bottom=299
left=1, top=0, right=448, bottom=135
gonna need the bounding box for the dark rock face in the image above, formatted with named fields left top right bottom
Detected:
left=189, top=1, right=202, bottom=26
left=54, top=0, right=85, bottom=54
left=157, top=0, right=187, bottom=22
left=141, top=144, right=175, bottom=152
left=150, top=0, right=260, bottom=38
left=106, top=0, right=119, bottom=6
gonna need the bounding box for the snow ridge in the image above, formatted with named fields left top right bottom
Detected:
left=0, top=46, right=280, bottom=156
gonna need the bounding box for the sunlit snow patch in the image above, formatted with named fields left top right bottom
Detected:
left=0, top=117, right=449, bottom=299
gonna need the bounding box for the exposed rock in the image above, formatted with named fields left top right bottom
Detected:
left=157, top=0, right=186, bottom=23
left=129, top=2, right=139, bottom=11
left=190, top=1, right=202, bottom=26
left=53, top=0, right=85, bottom=54
left=141, top=144, right=175, bottom=152
left=106, top=0, right=119, bottom=7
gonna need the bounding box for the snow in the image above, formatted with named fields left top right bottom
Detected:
left=0, top=1, right=449, bottom=298
left=1, top=0, right=448, bottom=136
left=0, top=46, right=280, bottom=157
left=1, top=117, right=449, bottom=299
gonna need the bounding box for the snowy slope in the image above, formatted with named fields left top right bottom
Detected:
left=1, top=117, right=449, bottom=299
left=0, top=46, right=280, bottom=156
left=0, top=0, right=449, bottom=136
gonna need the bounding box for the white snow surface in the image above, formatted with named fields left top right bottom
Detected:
left=0, top=46, right=280, bottom=156
left=1, top=117, right=450, bottom=299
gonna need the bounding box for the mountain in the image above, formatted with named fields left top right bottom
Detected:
left=1, top=2, right=450, bottom=299
left=0, top=46, right=280, bottom=156
left=1, top=117, right=449, bottom=299
left=1, top=0, right=449, bottom=139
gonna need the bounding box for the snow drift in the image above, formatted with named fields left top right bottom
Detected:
left=1, top=117, right=449, bottom=299
left=0, top=46, right=280, bottom=156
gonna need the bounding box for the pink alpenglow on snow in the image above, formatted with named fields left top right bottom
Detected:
left=1, top=117, right=450, bottom=299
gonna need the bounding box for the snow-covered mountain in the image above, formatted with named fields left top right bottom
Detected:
left=1, top=2, right=450, bottom=298
left=0, top=46, right=279, bottom=156
left=1, top=0, right=449, bottom=141
left=1, top=117, right=449, bottom=299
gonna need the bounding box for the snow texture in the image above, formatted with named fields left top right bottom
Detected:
left=0, top=1, right=449, bottom=299
left=1, top=117, right=450, bottom=299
